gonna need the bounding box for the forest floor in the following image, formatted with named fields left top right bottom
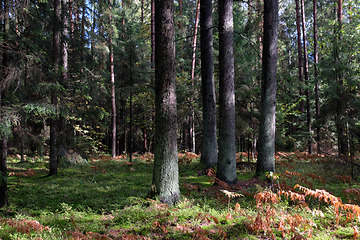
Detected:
left=1, top=152, right=360, bottom=239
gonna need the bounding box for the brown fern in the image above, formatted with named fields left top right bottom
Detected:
left=0, top=218, right=51, bottom=234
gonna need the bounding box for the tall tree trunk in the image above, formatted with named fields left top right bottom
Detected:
left=191, top=0, right=200, bottom=82
left=61, top=0, right=69, bottom=81
left=300, top=0, right=312, bottom=154
left=313, top=0, right=320, bottom=153
left=335, top=0, right=347, bottom=156
left=80, top=0, right=85, bottom=72
left=0, top=0, right=10, bottom=208
left=151, top=0, right=180, bottom=205
left=49, top=0, right=61, bottom=176
left=151, top=0, right=155, bottom=69
left=0, top=138, right=7, bottom=208
left=256, top=0, right=278, bottom=176
left=257, top=0, right=263, bottom=62
left=141, top=0, right=144, bottom=23
left=189, top=0, right=200, bottom=153
left=129, top=47, right=133, bottom=162
left=57, top=0, right=69, bottom=161
left=109, top=1, right=116, bottom=158
left=69, top=0, right=74, bottom=37
left=200, top=0, right=217, bottom=170
left=216, top=0, right=237, bottom=185
left=295, top=0, right=304, bottom=113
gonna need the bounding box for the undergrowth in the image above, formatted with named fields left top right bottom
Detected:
left=1, top=152, right=360, bottom=239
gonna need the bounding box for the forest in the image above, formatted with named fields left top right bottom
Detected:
left=1, top=0, right=360, bottom=239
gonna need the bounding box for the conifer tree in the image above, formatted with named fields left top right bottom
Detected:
left=200, top=0, right=217, bottom=170
left=256, top=0, right=278, bottom=176
left=150, top=0, right=180, bottom=205
left=216, top=0, right=237, bottom=184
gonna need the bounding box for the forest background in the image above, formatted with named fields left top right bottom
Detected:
left=1, top=0, right=360, bottom=238
left=1, top=0, right=360, bottom=169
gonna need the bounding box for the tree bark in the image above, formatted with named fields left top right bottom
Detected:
left=109, top=0, right=116, bottom=158
left=49, top=0, right=61, bottom=176
left=200, top=0, right=217, bottom=170
left=189, top=0, right=200, bottom=153
left=313, top=0, right=320, bottom=153
left=151, top=0, right=155, bottom=69
left=295, top=0, right=304, bottom=113
left=0, top=138, right=7, bottom=208
left=335, top=0, right=347, bottom=156
left=61, top=0, right=69, bottom=81
left=80, top=0, right=85, bottom=72
left=0, top=0, right=9, bottom=208
left=216, top=0, right=237, bottom=185
left=300, top=0, right=312, bottom=154
left=151, top=0, right=180, bottom=205
left=256, top=0, right=278, bottom=176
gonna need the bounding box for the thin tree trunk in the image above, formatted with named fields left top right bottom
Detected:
left=143, top=114, right=148, bottom=152
left=109, top=1, right=116, bottom=158
left=313, top=0, right=320, bottom=153
left=62, top=0, right=69, bottom=81
left=0, top=138, right=7, bottom=208
left=141, top=0, right=144, bottom=23
left=188, top=0, right=200, bottom=153
left=151, top=0, right=155, bottom=69
left=191, top=0, right=200, bottom=81
left=80, top=0, right=85, bottom=72
left=256, top=0, right=278, bottom=176
left=129, top=47, right=133, bottom=162
left=300, top=0, right=312, bottom=154
left=0, top=0, right=9, bottom=207
left=200, top=0, right=217, bottom=169
left=257, top=0, right=263, bottom=62
left=151, top=0, right=180, bottom=205
left=295, top=0, right=304, bottom=113
left=49, top=0, right=61, bottom=176
left=335, top=0, right=347, bottom=156
left=69, top=0, right=74, bottom=37
left=216, top=0, right=237, bottom=185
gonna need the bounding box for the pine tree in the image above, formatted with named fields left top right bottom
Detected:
left=200, top=0, right=217, bottom=170
left=150, top=0, right=180, bottom=205
left=216, top=0, right=237, bottom=185
left=256, top=0, right=278, bottom=176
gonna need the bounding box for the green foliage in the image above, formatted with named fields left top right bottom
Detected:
left=22, top=103, right=57, bottom=121
left=0, top=107, right=19, bottom=138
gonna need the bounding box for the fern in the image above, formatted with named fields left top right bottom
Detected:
left=0, top=218, right=51, bottom=234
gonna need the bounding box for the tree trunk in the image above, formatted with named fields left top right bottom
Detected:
left=80, top=0, right=85, bottom=72
left=300, top=0, right=312, bottom=154
left=57, top=0, right=69, bottom=161
left=69, top=0, right=74, bottom=37
left=61, top=0, right=69, bottom=81
left=295, top=0, right=304, bottom=113
left=151, top=0, right=180, bottom=205
left=0, top=0, right=9, bottom=207
left=257, top=0, right=263, bottom=62
left=49, top=0, right=61, bottom=176
left=256, top=0, right=278, bottom=176
left=151, top=0, right=155, bottom=69
left=313, top=0, right=320, bottom=153
left=335, top=0, right=347, bottom=156
left=129, top=48, right=133, bottom=162
left=109, top=1, right=116, bottom=158
left=188, top=0, right=201, bottom=153
left=0, top=138, right=7, bottom=208
left=200, top=0, right=217, bottom=170
left=216, top=0, right=237, bottom=185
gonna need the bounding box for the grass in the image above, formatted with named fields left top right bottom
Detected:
left=1, top=152, right=360, bottom=239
